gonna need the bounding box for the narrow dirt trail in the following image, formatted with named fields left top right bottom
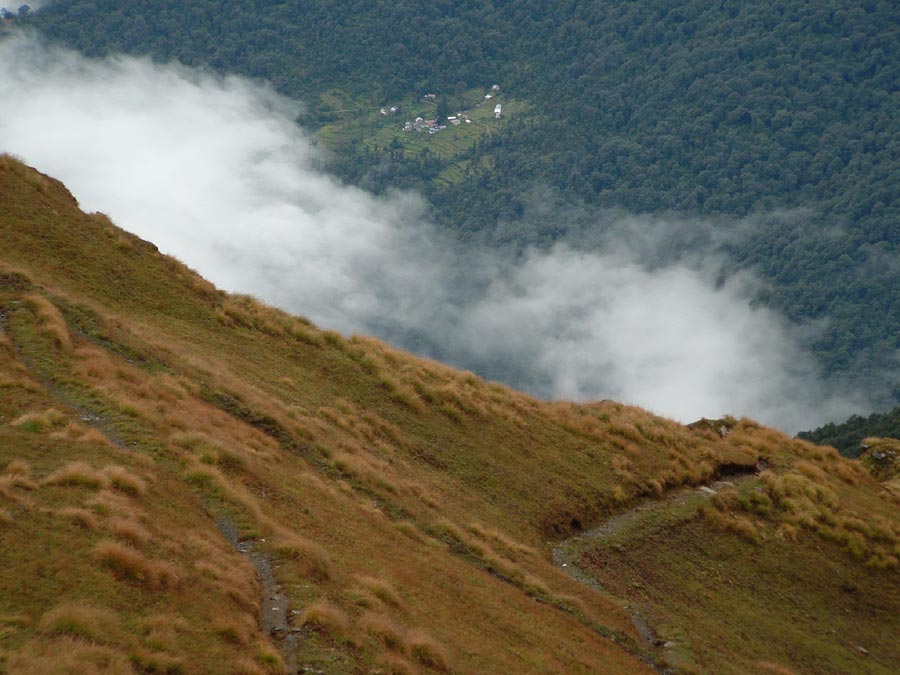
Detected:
left=551, top=476, right=757, bottom=672
left=217, top=519, right=303, bottom=673
left=2, top=297, right=303, bottom=670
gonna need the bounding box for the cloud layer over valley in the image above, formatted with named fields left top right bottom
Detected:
left=0, top=33, right=870, bottom=432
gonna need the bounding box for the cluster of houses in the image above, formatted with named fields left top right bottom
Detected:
left=404, top=117, right=461, bottom=134
left=401, top=84, right=503, bottom=135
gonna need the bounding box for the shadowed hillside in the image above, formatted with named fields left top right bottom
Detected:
left=1, top=155, right=898, bottom=674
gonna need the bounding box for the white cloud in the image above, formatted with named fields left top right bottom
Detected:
left=1, top=1, right=51, bottom=14
left=0, top=32, right=871, bottom=432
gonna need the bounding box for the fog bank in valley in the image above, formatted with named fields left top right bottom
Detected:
left=0, top=33, right=871, bottom=432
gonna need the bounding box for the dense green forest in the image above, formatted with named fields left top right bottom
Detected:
left=12, top=0, right=900, bottom=409
left=800, top=404, right=900, bottom=457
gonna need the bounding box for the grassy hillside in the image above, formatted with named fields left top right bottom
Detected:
left=1, top=154, right=898, bottom=674
left=572, top=433, right=900, bottom=674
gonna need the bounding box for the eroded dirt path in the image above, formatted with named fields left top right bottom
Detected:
left=216, top=519, right=304, bottom=671
left=552, top=477, right=756, bottom=672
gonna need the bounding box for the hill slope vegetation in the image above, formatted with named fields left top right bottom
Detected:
left=2, top=157, right=899, bottom=673
left=800, top=404, right=900, bottom=457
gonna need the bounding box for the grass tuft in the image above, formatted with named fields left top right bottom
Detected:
left=3, top=460, right=32, bottom=476
left=299, top=601, right=351, bottom=636
left=24, top=293, right=72, bottom=352
left=254, top=645, right=285, bottom=673
left=274, top=537, right=334, bottom=581
left=57, top=507, right=99, bottom=530
left=129, top=649, right=185, bottom=674
left=104, top=466, right=147, bottom=497
left=362, top=613, right=408, bottom=653
left=38, top=603, right=123, bottom=644
left=93, top=540, right=180, bottom=588
left=108, top=517, right=153, bottom=546
left=50, top=422, right=113, bottom=446
left=375, top=653, right=418, bottom=675
left=7, top=636, right=134, bottom=674
left=356, top=575, right=403, bottom=608
left=214, top=619, right=249, bottom=646
left=11, top=408, right=67, bottom=433
left=755, top=662, right=798, bottom=675
left=407, top=628, right=450, bottom=671
left=43, top=462, right=108, bottom=490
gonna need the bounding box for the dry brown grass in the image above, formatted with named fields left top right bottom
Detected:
left=254, top=644, right=285, bottom=673
left=38, top=603, right=123, bottom=644
left=214, top=618, right=251, bottom=646
left=231, top=658, right=268, bottom=675
left=195, top=562, right=261, bottom=615
left=375, top=653, right=418, bottom=675
left=832, top=460, right=863, bottom=485
left=42, top=461, right=108, bottom=490
left=794, top=460, right=826, bottom=483
left=10, top=408, right=67, bottom=432
left=103, top=465, right=147, bottom=497
left=6, top=636, right=133, bottom=675
left=406, top=628, right=450, bottom=672
left=50, top=422, right=113, bottom=446
left=57, top=507, right=99, bottom=530
left=182, top=462, right=268, bottom=528
left=0, top=471, right=38, bottom=501
left=393, top=520, right=429, bottom=544
left=23, top=293, right=72, bottom=352
left=108, top=516, right=152, bottom=546
left=706, top=450, right=900, bottom=569
left=3, top=460, right=32, bottom=477
left=85, top=488, right=141, bottom=519
left=361, top=613, right=408, bottom=653
left=700, top=507, right=762, bottom=545
left=333, top=450, right=400, bottom=495
left=299, top=600, right=350, bottom=636
left=93, top=540, right=180, bottom=588
left=140, top=613, right=188, bottom=653
left=355, top=576, right=403, bottom=608
left=378, top=372, right=427, bottom=414
left=755, top=662, right=798, bottom=675
left=273, top=535, right=334, bottom=581
left=129, top=649, right=185, bottom=674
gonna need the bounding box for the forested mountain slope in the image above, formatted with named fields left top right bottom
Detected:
left=2, top=156, right=900, bottom=674
left=15, top=0, right=900, bottom=411
left=801, top=404, right=900, bottom=458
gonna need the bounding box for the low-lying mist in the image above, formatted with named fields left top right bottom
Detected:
left=1, top=1, right=51, bottom=15
left=0, top=33, right=872, bottom=432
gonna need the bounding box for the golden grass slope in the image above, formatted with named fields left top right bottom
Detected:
left=1, top=154, right=898, bottom=674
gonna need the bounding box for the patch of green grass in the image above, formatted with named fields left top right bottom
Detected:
left=580, top=511, right=900, bottom=674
